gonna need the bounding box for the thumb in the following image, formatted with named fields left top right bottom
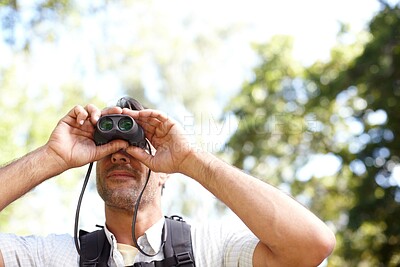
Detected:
left=125, top=146, right=154, bottom=169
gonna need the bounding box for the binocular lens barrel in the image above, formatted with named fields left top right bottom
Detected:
left=94, top=114, right=146, bottom=148
left=118, top=117, right=134, bottom=131
left=98, top=117, right=134, bottom=132
left=99, top=117, right=113, bottom=131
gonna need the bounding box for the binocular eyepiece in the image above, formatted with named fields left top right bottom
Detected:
left=93, top=114, right=147, bottom=148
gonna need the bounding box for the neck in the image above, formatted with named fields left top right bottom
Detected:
left=104, top=204, right=163, bottom=246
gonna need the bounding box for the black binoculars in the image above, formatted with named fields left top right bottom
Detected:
left=93, top=114, right=146, bottom=148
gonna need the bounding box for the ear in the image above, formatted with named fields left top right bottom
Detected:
left=158, top=173, right=169, bottom=187
left=158, top=173, right=170, bottom=196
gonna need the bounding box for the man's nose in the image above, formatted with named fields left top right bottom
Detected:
left=111, top=150, right=131, bottom=164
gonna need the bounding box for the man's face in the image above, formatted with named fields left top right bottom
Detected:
left=96, top=149, right=160, bottom=213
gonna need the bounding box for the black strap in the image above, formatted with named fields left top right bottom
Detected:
left=79, top=229, right=111, bottom=267
left=164, top=216, right=195, bottom=267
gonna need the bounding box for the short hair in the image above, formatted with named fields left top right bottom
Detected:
left=116, top=97, right=145, bottom=110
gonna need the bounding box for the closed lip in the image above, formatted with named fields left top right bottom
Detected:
left=106, top=170, right=136, bottom=179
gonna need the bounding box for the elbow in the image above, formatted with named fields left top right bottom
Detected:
left=291, top=226, right=336, bottom=267
left=321, top=227, right=336, bottom=257
left=258, top=228, right=336, bottom=267
left=307, top=228, right=336, bottom=266
left=324, top=229, right=337, bottom=258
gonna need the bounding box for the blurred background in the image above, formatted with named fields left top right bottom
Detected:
left=1, top=0, right=400, bottom=266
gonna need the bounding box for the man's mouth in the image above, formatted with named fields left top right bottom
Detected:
left=106, top=169, right=137, bottom=180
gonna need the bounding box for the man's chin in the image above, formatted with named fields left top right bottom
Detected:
left=105, top=200, right=136, bottom=213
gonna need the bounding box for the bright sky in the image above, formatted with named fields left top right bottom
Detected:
left=0, top=0, right=390, bottom=242
left=186, top=0, right=381, bottom=64
left=0, top=0, right=383, bottom=99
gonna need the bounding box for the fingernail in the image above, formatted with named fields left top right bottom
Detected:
left=79, top=120, right=85, bottom=125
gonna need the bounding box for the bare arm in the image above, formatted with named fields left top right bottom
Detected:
left=0, top=147, right=63, bottom=266
left=0, top=146, right=63, bottom=211
left=0, top=105, right=129, bottom=212
left=126, top=109, right=336, bottom=267
left=180, top=150, right=335, bottom=266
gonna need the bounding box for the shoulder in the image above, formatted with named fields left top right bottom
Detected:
left=190, top=215, right=259, bottom=267
left=190, top=215, right=258, bottom=243
left=0, top=233, right=78, bottom=266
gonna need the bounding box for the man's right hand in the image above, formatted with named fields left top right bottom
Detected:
left=45, top=104, right=129, bottom=173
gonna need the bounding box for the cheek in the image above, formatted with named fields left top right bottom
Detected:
left=96, top=161, right=102, bottom=173
left=95, top=161, right=107, bottom=187
left=96, top=158, right=110, bottom=173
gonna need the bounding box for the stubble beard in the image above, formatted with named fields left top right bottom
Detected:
left=96, top=170, right=158, bottom=214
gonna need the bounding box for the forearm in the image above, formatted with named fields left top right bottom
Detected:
left=180, top=150, right=335, bottom=265
left=0, top=145, right=65, bottom=211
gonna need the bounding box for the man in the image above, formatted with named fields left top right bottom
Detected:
left=0, top=97, right=335, bottom=266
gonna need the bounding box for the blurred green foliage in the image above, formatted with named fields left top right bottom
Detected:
left=223, top=3, right=400, bottom=266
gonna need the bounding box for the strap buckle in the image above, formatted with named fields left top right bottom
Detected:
left=176, top=252, right=193, bottom=266
left=169, top=215, right=184, bottom=222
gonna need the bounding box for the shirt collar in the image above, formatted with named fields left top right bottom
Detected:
left=103, top=216, right=165, bottom=253
left=104, top=224, right=117, bottom=248
left=143, top=217, right=165, bottom=253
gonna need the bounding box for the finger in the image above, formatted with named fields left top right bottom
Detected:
left=85, top=104, right=102, bottom=125
left=70, top=105, right=88, bottom=125
left=123, top=109, right=159, bottom=138
left=129, top=109, right=170, bottom=123
left=94, top=140, right=130, bottom=160
left=123, top=109, right=178, bottom=146
left=132, top=110, right=175, bottom=134
left=101, top=106, right=123, bottom=115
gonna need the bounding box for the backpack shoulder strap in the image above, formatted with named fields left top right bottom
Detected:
left=134, top=216, right=195, bottom=267
left=162, top=216, right=195, bottom=267
left=79, top=228, right=111, bottom=267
